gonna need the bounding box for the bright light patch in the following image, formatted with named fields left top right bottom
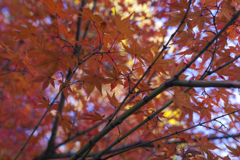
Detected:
left=168, top=119, right=176, bottom=125
left=74, top=0, right=80, bottom=5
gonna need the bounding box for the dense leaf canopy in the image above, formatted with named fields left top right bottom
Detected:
left=1, top=0, right=240, bottom=159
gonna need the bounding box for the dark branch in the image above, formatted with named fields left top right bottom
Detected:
left=170, top=80, right=240, bottom=88
left=42, top=133, right=240, bottom=159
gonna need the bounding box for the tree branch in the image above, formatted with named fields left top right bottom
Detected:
left=102, top=110, right=240, bottom=160
left=14, top=63, right=80, bottom=160
left=53, top=122, right=103, bottom=150
left=42, top=133, right=240, bottom=159
left=91, top=9, right=240, bottom=159
left=41, top=71, right=72, bottom=158
left=170, top=80, right=240, bottom=88
left=105, top=0, right=192, bottom=132
left=70, top=8, right=240, bottom=160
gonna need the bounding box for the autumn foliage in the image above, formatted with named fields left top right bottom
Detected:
left=1, top=0, right=240, bottom=159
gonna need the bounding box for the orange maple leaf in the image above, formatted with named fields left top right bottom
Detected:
left=81, top=69, right=106, bottom=98
left=56, top=22, right=69, bottom=37
left=75, top=39, right=95, bottom=48
left=77, top=8, right=103, bottom=24
left=56, top=112, right=73, bottom=133
left=199, top=106, right=214, bottom=120
left=224, top=102, right=240, bottom=122
left=115, top=13, right=133, bottom=33
left=58, top=80, right=72, bottom=100
left=225, top=143, right=240, bottom=157
left=103, top=67, right=123, bottom=91
left=35, top=96, right=58, bottom=110
left=173, top=87, right=198, bottom=112
left=82, top=112, right=106, bottom=122
left=196, top=135, right=219, bottom=156
left=165, top=10, right=186, bottom=26
left=219, top=2, right=235, bottom=20
left=1, top=51, right=24, bottom=68
left=167, top=0, right=189, bottom=10
left=117, top=62, right=131, bottom=75
left=43, top=0, right=68, bottom=19
left=109, top=13, right=137, bottom=40
left=172, top=30, right=195, bottom=47
left=107, top=92, right=120, bottom=108
left=122, top=40, right=150, bottom=63
left=4, top=25, right=39, bottom=40
left=170, top=61, right=187, bottom=80
left=35, top=50, right=75, bottom=73
left=32, top=70, right=55, bottom=91
left=148, top=51, right=173, bottom=75
left=188, top=7, right=211, bottom=31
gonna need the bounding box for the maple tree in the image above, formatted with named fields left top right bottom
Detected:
left=2, top=0, right=240, bottom=159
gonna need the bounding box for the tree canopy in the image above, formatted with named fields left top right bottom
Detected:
left=1, top=0, right=240, bottom=159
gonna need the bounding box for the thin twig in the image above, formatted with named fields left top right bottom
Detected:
left=91, top=9, right=240, bottom=159
left=102, top=109, right=240, bottom=160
